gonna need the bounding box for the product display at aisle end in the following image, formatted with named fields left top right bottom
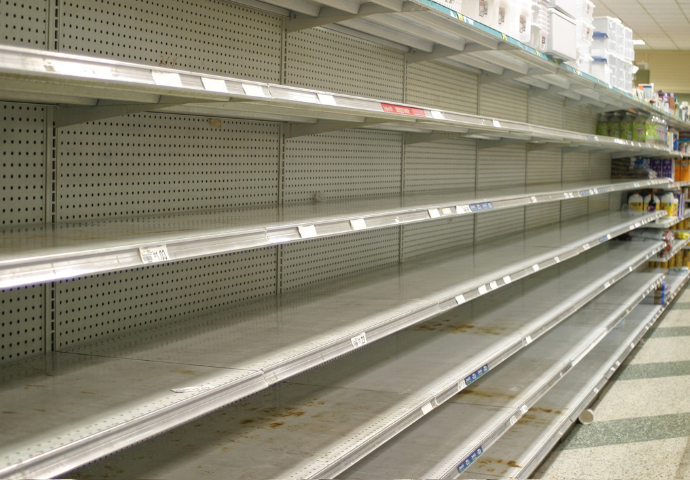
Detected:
left=2, top=0, right=690, bottom=477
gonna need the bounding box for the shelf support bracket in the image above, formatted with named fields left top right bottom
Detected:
left=404, top=131, right=467, bottom=145
left=286, top=2, right=423, bottom=32
left=285, top=118, right=391, bottom=138
left=54, top=101, right=196, bottom=128
left=406, top=42, right=513, bottom=64
left=479, top=68, right=544, bottom=85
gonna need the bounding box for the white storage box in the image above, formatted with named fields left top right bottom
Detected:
left=461, top=0, right=494, bottom=24
left=546, top=0, right=576, bottom=18
left=545, top=7, right=577, bottom=60
left=591, top=59, right=612, bottom=84
left=574, top=0, right=594, bottom=23
left=576, top=20, right=594, bottom=44
left=592, top=34, right=615, bottom=57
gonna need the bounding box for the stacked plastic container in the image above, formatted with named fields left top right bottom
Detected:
left=592, top=16, right=635, bottom=90
left=566, top=0, right=595, bottom=73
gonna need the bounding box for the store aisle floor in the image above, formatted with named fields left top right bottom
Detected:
left=535, top=283, right=690, bottom=479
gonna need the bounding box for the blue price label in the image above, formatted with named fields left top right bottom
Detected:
left=464, top=364, right=490, bottom=386
left=457, top=446, right=484, bottom=474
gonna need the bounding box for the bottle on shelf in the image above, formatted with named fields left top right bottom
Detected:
left=627, top=192, right=644, bottom=211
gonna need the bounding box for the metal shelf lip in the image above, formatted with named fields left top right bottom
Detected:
left=644, top=210, right=690, bottom=229
left=0, top=44, right=684, bottom=152
left=339, top=271, right=665, bottom=480
left=0, top=214, right=663, bottom=479
left=460, top=269, right=689, bottom=480
left=657, top=237, right=690, bottom=261
left=59, top=243, right=662, bottom=480
left=0, top=179, right=667, bottom=289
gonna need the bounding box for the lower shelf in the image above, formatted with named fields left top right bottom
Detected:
left=462, top=269, right=688, bottom=480
left=338, top=271, right=666, bottom=479
left=66, top=253, right=663, bottom=480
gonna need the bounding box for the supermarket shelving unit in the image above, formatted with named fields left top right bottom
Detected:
left=0, top=0, right=688, bottom=478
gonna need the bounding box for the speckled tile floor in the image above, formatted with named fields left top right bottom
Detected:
left=535, top=284, right=690, bottom=479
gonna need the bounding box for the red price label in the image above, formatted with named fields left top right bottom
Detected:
left=381, top=103, right=427, bottom=117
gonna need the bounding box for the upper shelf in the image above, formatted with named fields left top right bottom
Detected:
left=0, top=178, right=667, bottom=289
left=0, top=45, right=680, bottom=157
left=252, top=0, right=690, bottom=131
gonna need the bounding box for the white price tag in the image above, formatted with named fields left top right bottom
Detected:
left=458, top=379, right=467, bottom=390
left=604, top=281, right=611, bottom=289
left=583, top=243, right=591, bottom=251
left=532, top=264, right=540, bottom=272
left=531, top=196, right=538, bottom=203
left=525, top=335, right=533, bottom=344
left=630, top=342, right=635, bottom=349
left=593, top=387, right=599, bottom=394
left=350, top=218, right=367, bottom=231
left=589, top=189, right=595, bottom=195
left=428, top=208, right=441, bottom=218
left=554, top=256, right=560, bottom=263
left=510, top=415, right=517, bottom=425
left=298, top=225, right=317, bottom=238
left=318, top=93, right=337, bottom=105
left=478, top=285, right=488, bottom=295
left=455, top=294, right=466, bottom=305
left=490, top=281, right=498, bottom=290
left=139, top=245, right=170, bottom=264
left=520, top=405, right=528, bottom=414
left=493, top=119, right=502, bottom=128
left=430, top=110, right=446, bottom=120
left=151, top=71, right=182, bottom=87
left=629, top=225, right=635, bottom=231
left=503, top=275, right=512, bottom=284
left=564, top=193, right=569, bottom=198
left=201, top=77, right=228, bottom=93
left=441, top=207, right=453, bottom=215
left=634, top=182, right=640, bottom=187
left=456, top=205, right=472, bottom=214
left=351, top=332, right=367, bottom=348
left=242, top=83, right=267, bottom=97
left=421, top=402, right=434, bottom=415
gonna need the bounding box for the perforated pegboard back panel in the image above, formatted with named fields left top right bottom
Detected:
left=477, top=145, right=527, bottom=189
left=55, top=248, right=277, bottom=348
left=528, top=95, right=564, bottom=128
left=406, top=62, right=478, bottom=114
left=475, top=208, right=524, bottom=243
left=1, top=102, right=46, bottom=226
left=279, top=229, right=399, bottom=292
left=404, top=139, right=476, bottom=193
left=478, top=83, right=528, bottom=122
left=402, top=217, right=474, bottom=260
left=0, top=285, right=44, bottom=364
left=59, top=0, right=282, bottom=81
left=565, top=104, right=596, bottom=134
left=285, top=27, right=404, bottom=100
left=1, top=0, right=48, bottom=49
left=561, top=197, right=588, bottom=221
left=527, top=149, right=561, bottom=185
left=57, top=115, right=279, bottom=220
left=525, top=202, right=559, bottom=230
left=562, top=151, right=590, bottom=184
left=282, top=129, right=401, bottom=203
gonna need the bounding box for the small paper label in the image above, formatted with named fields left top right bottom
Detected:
left=151, top=71, right=182, bottom=87
left=492, top=119, right=502, bottom=128
left=140, top=245, right=170, bottom=264
left=503, top=275, right=512, bottom=284
left=456, top=205, right=472, bottom=214
left=430, top=110, right=445, bottom=120
left=381, top=103, right=426, bottom=117
left=593, top=387, right=599, bottom=394
left=478, top=285, right=488, bottom=295
left=604, top=281, right=611, bottom=289
left=441, top=207, right=453, bottom=215
left=318, top=93, right=336, bottom=105
left=532, top=264, right=540, bottom=272
left=631, top=342, right=635, bottom=349
left=554, top=256, right=560, bottom=263
left=520, top=405, right=528, bottom=414
left=525, top=335, right=533, bottom=344
left=350, top=218, right=367, bottom=231
left=510, top=415, right=517, bottom=425
left=458, top=379, right=467, bottom=390
left=351, top=332, right=367, bottom=348
left=455, top=294, right=466, bottom=305
left=201, top=77, right=228, bottom=93
left=564, top=193, right=569, bottom=198
left=242, top=84, right=267, bottom=97
left=531, top=196, right=538, bottom=203
left=421, top=402, right=434, bottom=415
left=583, top=244, right=591, bottom=251
left=428, top=208, right=441, bottom=218
left=634, top=182, right=640, bottom=187
left=298, top=225, right=317, bottom=238
left=490, top=281, right=498, bottom=290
